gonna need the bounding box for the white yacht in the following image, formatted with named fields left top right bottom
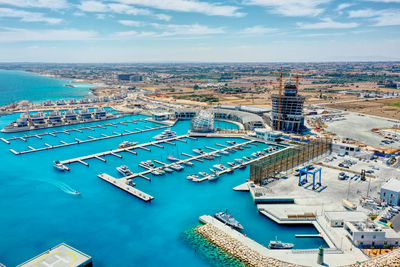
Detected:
left=116, top=165, right=134, bottom=176
left=153, top=129, right=177, bottom=140
left=53, top=160, right=70, bottom=171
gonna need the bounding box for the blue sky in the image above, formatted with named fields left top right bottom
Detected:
left=0, top=0, right=399, bottom=62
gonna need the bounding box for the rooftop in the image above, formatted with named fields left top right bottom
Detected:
left=382, top=178, right=400, bottom=192
left=18, top=243, right=92, bottom=267
left=325, top=211, right=368, bottom=222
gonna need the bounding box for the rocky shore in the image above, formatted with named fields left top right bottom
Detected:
left=346, top=247, right=400, bottom=267
left=196, top=223, right=300, bottom=267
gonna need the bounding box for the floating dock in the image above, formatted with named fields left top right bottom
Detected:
left=10, top=123, right=169, bottom=155
left=98, top=173, right=154, bottom=202
left=17, top=243, right=92, bottom=267
left=60, top=135, right=189, bottom=166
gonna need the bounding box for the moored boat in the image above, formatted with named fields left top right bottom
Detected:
left=214, top=209, right=243, bottom=230
left=53, top=160, right=70, bottom=171
left=268, top=239, right=294, bottom=249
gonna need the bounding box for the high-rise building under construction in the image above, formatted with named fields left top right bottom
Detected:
left=271, top=77, right=305, bottom=133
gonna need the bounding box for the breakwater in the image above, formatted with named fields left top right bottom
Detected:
left=196, top=223, right=300, bottom=267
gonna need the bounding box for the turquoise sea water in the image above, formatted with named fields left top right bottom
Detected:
left=0, top=75, right=327, bottom=266
left=0, top=70, right=95, bottom=105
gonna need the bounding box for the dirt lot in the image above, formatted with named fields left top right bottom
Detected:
left=323, top=98, right=400, bottom=120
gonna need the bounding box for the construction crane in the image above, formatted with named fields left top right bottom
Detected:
left=277, top=69, right=283, bottom=131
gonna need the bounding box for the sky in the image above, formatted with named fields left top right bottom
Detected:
left=0, top=0, right=399, bottom=62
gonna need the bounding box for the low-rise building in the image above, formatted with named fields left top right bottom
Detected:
left=345, top=221, right=400, bottom=247
left=152, top=112, right=173, bottom=121
left=324, top=211, right=368, bottom=227
left=255, top=128, right=282, bottom=142
left=381, top=178, right=400, bottom=205
left=332, top=143, right=360, bottom=156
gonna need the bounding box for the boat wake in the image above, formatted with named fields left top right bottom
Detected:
left=54, top=182, right=80, bottom=195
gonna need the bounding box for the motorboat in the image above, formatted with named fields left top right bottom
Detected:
left=243, top=156, right=251, bottom=161
left=53, top=160, right=70, bottom=171
left=151, top=170, right=164, bottom=176
left=183, top=161, right=194, bottom=166
left=167, top=155, right=180, bottom=162
left=208, top=174, right=219, bottom=181
left=214, top=209, right=243, bottom=230
left=268, top=240, right=294, bottom=249
left=116, top=165, right=134, bottom=176
left=193, top=148, right=204, bottom=154
left=213, top=163, right=227, bottom=171
left=118, top=141, right=138, bottom=149
left=227, top=162, right=236, bottom=167
left=199, top=172, right=209, bottom=177
left=203, top=154, right=214, bottom=160
left=170, top=163, right=184, bottom=171
left=219, top=150, right=229, bottom=155
left=187, top=174, right=199, bottom=180
left=163, top=167, right=174, bottom=173
left=226, top=141, right=237, bottom=145
left=140, top=160, right=156, bottom=169
left=153, top=129, right=177, bottom=140
left=235, top=158, right=244, bottom=164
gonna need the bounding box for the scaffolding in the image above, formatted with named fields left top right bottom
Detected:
left=250, top=138, right=331, bottom=184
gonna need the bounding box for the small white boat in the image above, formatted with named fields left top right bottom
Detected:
left=235, top=158, right=244, bottom=164
left=183, top=161, right=194, bottom=166
left=53, top=161, right=70, bottom=171
left=208, top=174, right=219, bottom=181
left=167, top=156, right=180, bottom=162
left=213, top=163, right=227, bottom=171
left=118, top=141, right=138, bottom=149
left=163, top=167, right=174, bottom=173
left=268, top=239, right=294, bottom=249
left=170, top=163, right=184, bottom=171
left=116, top=165, right=134, bottom=176
left=193, top=148, right=204, bottom=154
left=199, top=172, right=209, bottom=177
left=187, top=174, right=199, bottom=180
left=227, top=162, right=236, bottom=167
left=243, top=156, right=251, bottom=161
left=203, top=154, right=214, bottom=160
left=220, top=150, right=229, bottom=155
left=226, top=141, right=237, bottom=145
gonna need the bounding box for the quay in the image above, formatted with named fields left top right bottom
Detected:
left=10, top=124, right=170, bottom=155
left=17, top=243, right=92, bottom=267
left=98, top=173, right=154, bottom=202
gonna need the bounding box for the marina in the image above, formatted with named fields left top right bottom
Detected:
left=6, top=119, right=169, bottom=155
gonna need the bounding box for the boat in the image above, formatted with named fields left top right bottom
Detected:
left=140, top=160, right=156, bottom=169
left=116, top=165, right=134, bottom=176
left=203, top=154, right=214, bottom=160
left=239, top=164, right=246, bottom=169
left=268, top=239, right=294, bottom=249
left=187, top=174, right=199, bottom=180
left=170, top=163, right=184, bottom=171
left=214, top=209, right=243, bottom=230
left=227, top=162, right=236, bottom=167
left=118, top=141, right=138, bottom=149
left=213, top=153, right=221, bottom=157
left=243, top=156, right=251, bottom=161
left=72, top=191, right=81, bottom=195
left=199, top=172, right=209, bottom=177
left=192, top=148, right=204, bottom=154
left=153, top=129, right=177, bottom=140
left=183, top=161, right=194, bottom=166
left=163, top=167, right=174, bottom=173
left=167, top=155, right=180, bottom=162
left=242, top=144, right=250, bottom=148
left=209, top=168, right=218, bottom=174
left=235, top=158, right=244, bottom=164
left=208, top=174, right=219, bottom=181
left=213, top=163, right=227, bottom=171
left=53, top=160, right=70, bottom=171
left=227, top=147, right=236, bottom=152
left=220, top=150, right=229, bottom=155
left=151, top=170, right=164, bottom=176
left=236, top=146, right=244, bottom=150
left=226, top=141, right=237, bottom=145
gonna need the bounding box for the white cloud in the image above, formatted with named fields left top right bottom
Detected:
left=349, top=9, right=400, bottom=26
left=366, top=0, right=400, bottom=2
left=78, top=1, right=108, bottom=12
left=297, top=18, right=358, bottom=29
left=0, top=28, right=97, bottom=42
left=113, top=30, right=156, bottom=38
left=155, top=14, right=171, bottom=21
left=152, top=23, right=225, bottom=36
left=118, top=20, right=143, bottom=26
left=245, top=0, right=329, bottom=17
left=0, top=7, right=62, bottom=24
left=78, top=1, right=171, bottom=21
left=0, top=0, right=69, bottom=9
left=116, top=0, right=245, bottom=17
left=336, top=3, right=352, bottom=11
left=239, top=25, right=277, bottom=35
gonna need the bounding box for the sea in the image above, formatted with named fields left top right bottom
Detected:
left=0, top=70, right=95, bottom=105
left=0, top=72, right=327, bottom=267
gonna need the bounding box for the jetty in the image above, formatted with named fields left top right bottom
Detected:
left=98, top=173, right=154, bottom=202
